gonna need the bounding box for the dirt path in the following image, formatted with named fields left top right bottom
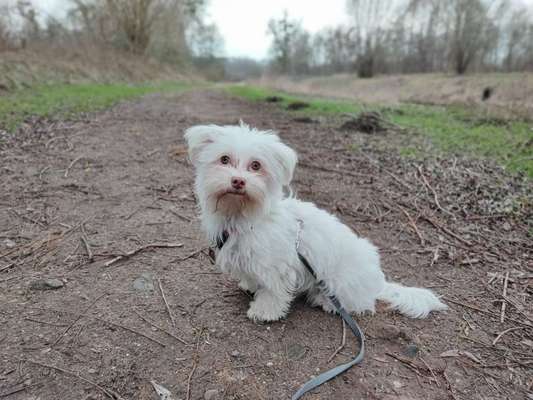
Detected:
left=1, top=89, right=531, bottom=400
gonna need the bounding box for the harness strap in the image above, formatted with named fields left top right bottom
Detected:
left=215, top=230, right=365, bottom=399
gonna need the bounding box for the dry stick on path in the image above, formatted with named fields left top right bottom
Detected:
left=80, top=223, right=93, bottom=262
left=158, top=278, right=176, bottom=327
left=327, top=319, right=346, bottom=363
left=25, top=359, right=124, bottom=400
left=492, top=327, right=524, bottom=346
left=445, top=297, right=532, bottom=328
left=417, top=165, right=455, bottom=219
left=421, top=215, right=472, bottom=246
left=186, top=332, right=202, bottom=400
left=419, top=356, right=440, bottom=387
left=96, top=316, right=167, bottom=347
left=385, top=352, right=424, bottom=377
left=173, top=247, right=210, bottom=264
left=64, top=156, right=83, bottom=178
left=104, top=243, right=183, bottom=267
left=39, top=306, right=167, bottom=347
left=134, top=310, right=189, bottom=345
left=500, top=272, right=510, bottom=323
left=397, top=205, right=425, bottom=245
left=52, top=293, right=106, bottom=346
left=298, top=161, right=369, bottom=179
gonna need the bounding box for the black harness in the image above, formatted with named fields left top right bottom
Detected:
left=216, top=231, right=365, bottom=399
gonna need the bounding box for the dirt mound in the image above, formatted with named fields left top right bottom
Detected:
left=340, top=111, right=391, bottom=133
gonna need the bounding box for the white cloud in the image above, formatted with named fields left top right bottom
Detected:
left=208, top=0, right=349, bottom=60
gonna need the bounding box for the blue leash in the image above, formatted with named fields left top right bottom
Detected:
left=215, top=231, right=366, bottom=399
left=293, top=253, right=365, bottom=399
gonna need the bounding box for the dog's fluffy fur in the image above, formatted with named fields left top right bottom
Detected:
left=185, top=123, right=447, bottom=322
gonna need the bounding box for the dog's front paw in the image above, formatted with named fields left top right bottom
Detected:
left=238, top=278, right=258, bottom=294
left=247, top=301, right=286, bottom=322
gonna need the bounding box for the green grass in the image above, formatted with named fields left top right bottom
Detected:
left=0, top=81, right=193, bottom=132
left=226, top=85, right=363, bottom=115
left=226, top=85, right=533, bottom=177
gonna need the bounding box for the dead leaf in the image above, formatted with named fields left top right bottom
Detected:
left=150, top=381, right=175, bottom=400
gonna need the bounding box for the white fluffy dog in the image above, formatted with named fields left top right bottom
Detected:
left=185, top=123, right=447, bottom=322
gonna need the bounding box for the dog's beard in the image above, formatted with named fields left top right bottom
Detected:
left=199, top=174, right=270, bottom=219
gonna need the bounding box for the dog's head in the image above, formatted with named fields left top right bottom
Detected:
left=185, top=122, right=297, bottom=218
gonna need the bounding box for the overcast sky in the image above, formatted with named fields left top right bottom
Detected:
left=19, top=0, right=533, bottom=60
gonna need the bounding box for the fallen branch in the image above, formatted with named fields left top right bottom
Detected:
left=104, top=243, right=183, bottom=267
left=419, top=357, right=440, bottom=387
left=80, top=223, right=93, bottom=262
left=445, top=297, right=532, bottom=328
left=172, top=247, right=209, bottom=264
left=327, top=319, right=346, bottom=363
left=492, top=327, right=523, bottom=346
left=298, top=161, right=368, bottom=179
left=397, top=205, right=425, bottom=245
left=52, top=293, right=106, bottom=346
left=158, top=278, right=175, bottom=327
left=97, top=316, right=166, bottom=347
left=385, top=352, right=424, bottom=376
left=421, top=215, right=472, bottom=246
left=64, top=156, right=83, bottom=178
left=417, top=165, right=455, bottom=219
left=38, top=306, right=166, bottom=347
left=26, top=359, right=124, bottom=400
left=134, top=310, right=189, bottom=345
left=500, top=271, right=510, bottom=323
left=186, top=332, right=202, bottom=400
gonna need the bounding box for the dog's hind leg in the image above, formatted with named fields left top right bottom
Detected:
left=307, top=288, right=336, bottom=313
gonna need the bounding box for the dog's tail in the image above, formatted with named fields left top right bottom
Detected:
left=377, top=282, right=447, bottom=318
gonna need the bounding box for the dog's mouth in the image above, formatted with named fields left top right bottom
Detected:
left=220, top=189, right=246, bottom=197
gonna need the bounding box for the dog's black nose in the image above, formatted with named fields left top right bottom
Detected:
left=231, top=177, right=246, bottom=190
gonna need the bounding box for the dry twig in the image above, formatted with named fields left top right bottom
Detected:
left=186, top=332, right=202, bottom=400
left=26, top=359, right=124, bottom=400
left=327, top=319, right=346, bottom=363
left=64, top=156, right=83, bottom=178
left=158, top=278, right=175, bottom=327
left=80, top=223, right=93, bottom=261
left=417, top=165, right=455, bottom=219
left=104, top=243, right=183, bottom=267
left=421, top=215, right=472, bottom=246
left=492, top=327, right=523, bottom=345
left=134, top=310, right=189, bottom=345
left=52, top=293, right=106, bottom=346
left=397, top=205, right=425, bottom=245
left=500, top=271, right=510, bottom=323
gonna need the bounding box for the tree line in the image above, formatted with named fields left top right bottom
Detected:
left=267, top=0, right=533, bottom=77
left=0, top=0, right=223, bottom=65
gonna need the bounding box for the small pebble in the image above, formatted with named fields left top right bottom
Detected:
left=230, top=350, right=240, bottom=357
left=3, top=239, right=16, bottom=248
left=403, top=343, right=419, bottom=358
left=266, top=361, right=273, bottom=367
left=132, top=273, right=154, bottom=293
left=29, top=278, right=64, bottom=291
left=204, top=389, right=219, bottom=400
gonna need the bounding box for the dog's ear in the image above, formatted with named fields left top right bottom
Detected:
left=184, top=125, right=218, bottom=165
left=270, top=140, right=297, bottom=186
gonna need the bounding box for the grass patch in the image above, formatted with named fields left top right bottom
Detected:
left=226, top=85, right=533, bottom=177
left=0, top=81, right=193, bottom=132
left=226, top=85, right=363, bottom=115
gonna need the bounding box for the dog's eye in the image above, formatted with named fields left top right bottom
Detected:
left=220, top=155, right=230, bottom=165
left=250, top=161, right=261, bottom=171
